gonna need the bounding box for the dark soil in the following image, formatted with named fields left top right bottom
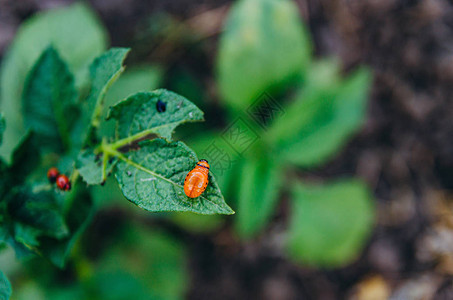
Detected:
left=1, top=0, right=453, bottom=299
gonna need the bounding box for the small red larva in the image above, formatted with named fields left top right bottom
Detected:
left=47, top=167, right=59, bottom=183
left=184, top=159, right=209, bottom=198
left=56, top=174, right=71, bottom=191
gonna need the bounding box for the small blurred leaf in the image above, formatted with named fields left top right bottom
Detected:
left=267, top=59, right=341, bottom=144
left=2, top=235, right=35, bottom=260
left=80, top=48, right=130, bottom=147
left=91, top=271, right=148, bottom=300
left=217, top=0, right=311, bottom=109
left=114, top=139, right=233, bottom=215
left=0, top=2, right=107, bottom=161
left=269, top=67, right=372, bottom=167
left=22, top=47, right=77, bottom=151
left=286, top=179, right=375, bottom=267
left=0, top=270, right=12, bottom=300
left=235, top=156, right=282, bottom=238
left=14, top=223, right=41, bottom=247
left=107, top=89, right=204, bottom=140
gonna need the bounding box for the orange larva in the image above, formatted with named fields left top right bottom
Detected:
left=184, top=159, right=209, bottom=198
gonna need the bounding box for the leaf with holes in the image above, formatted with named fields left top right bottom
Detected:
left=78, top=89, right=203, bottom=186
left=113, top=139, right=233, bottom=215
left=107, top=89, right=204, bottom=141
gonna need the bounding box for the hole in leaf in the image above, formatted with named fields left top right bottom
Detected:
left=156, top=100, right=166, bottom=112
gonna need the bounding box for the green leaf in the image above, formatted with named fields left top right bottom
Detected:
left=0, top=114, right=5, bottom=146
left=0, top=270, right=12, bottom=300
left=13, top=223, right=41, bottom=247
left=80, top=48, right=130, bottom=147
left=0, top=2, right=107, bottom=161
left=269, top=67, right=372, bottom=167
left=286, top=179, right=375, bottom=267
left=39, top=184, right=94, bottom=268
left=108, top=89, right=204, bottom=141
left=1, top=184, right=71, bottom=258
left=10, top=132, right=40, bottom=181
left=217, top=0, right=311, bottom=109
left=266, top=59, right=342, bottom=144
left=78, top=89, right=204, bottom=186
left=7, top=187, right=68, bottom=240
left=114, top=139, right=234, bottom=215
left=22, top=47, right=77, bottom=151
left=235, top=156, right=282, bottom=238
left=75, top=150, right=115, bottom=185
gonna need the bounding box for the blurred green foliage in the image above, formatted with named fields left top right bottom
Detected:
left=286, top=180, right=375, bottom=267
left=0, top=3, right=108, bottom=162
left=89, top=226, right=188, bottom=300
left=235, top=156, right=283, bottom=237
left=210, top=0, right=374, bottom=265
left=217, top=0, right=311, bottom=110
left=11, top=224, right=188, bottom=300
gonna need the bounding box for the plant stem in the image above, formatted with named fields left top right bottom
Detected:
left=108, top=121, right=180, bottom=150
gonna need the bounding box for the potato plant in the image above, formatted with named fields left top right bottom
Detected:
left=0, top=19, right=232, bottom=299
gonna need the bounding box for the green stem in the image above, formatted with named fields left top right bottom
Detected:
left=109, top=121, right=180, bottom=150
left=101, top=138, right=109, bottom=183
left=90, top=67, right=125, bottom=130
